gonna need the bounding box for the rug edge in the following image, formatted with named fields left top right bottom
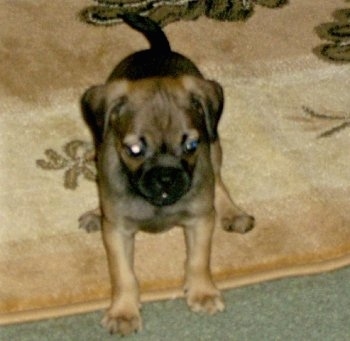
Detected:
left=1, top=253, right=350, bottom=326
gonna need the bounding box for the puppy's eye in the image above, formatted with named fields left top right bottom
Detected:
left=183, top=138, right=200, bottom=154
left=190, top=95, right=204, bottom=114
left=124, top=140, right=147, bottom=158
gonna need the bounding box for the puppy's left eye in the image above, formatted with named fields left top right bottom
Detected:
left=183, top=138, right=200, bottom=154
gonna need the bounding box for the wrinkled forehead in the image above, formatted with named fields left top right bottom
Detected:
left=118, top=78, right=199, bottom=141
left=127, top=77, right=190, bottom=113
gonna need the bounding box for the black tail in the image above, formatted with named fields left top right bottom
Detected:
left=121, top=14, right=171, bottom=53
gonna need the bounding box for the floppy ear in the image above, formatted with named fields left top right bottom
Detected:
left=183, top=77, right=224, bottom=142
left=81, top=81, right=128, bottom=147
left=81, top=85, right=107, bottom=147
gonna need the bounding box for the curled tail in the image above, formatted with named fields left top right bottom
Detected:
left=121, top=14, right=171, bottom=53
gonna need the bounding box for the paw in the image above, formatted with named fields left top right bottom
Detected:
left=78, top=209, right=101, bottom=233
left=186, top=288, right=225, bottom=315
left=101, top=307, right=142, bottom=336
left=221, top=213, right=255, bottom=234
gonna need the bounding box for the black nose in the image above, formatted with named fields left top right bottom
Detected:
left=155, top=167, right=179, bottom=187
left=139, top=165, right=191, bottom=206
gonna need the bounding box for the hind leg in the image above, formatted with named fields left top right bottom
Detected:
left=211, top=140, right=254, bottom=233
left=79, top=207, right=102, bottom=233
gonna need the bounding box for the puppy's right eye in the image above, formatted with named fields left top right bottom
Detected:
left=124, top=139, right=147, bottom=158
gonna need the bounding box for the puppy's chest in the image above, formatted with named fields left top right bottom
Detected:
left=127, top=206, right=190, bottom=233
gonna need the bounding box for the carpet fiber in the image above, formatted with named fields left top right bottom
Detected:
left=1, top=0, right=349, bottom=325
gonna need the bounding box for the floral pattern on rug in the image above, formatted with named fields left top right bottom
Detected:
left=36, top=140, right=96, bottom=190
left=80, top=0, right=288, bottom=26
left=298, top=106, right=350, bottom=138
left=314, top=6, right=350, bottom=63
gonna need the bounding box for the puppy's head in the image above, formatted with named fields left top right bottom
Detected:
left=81, top=76, right=223, bottom=206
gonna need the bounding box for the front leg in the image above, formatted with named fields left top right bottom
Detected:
left=101, top=218, right=142, bottom=336
left=184, top=213, right=225, bottom=315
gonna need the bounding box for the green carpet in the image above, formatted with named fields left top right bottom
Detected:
left=2, top=266, right=349, bottom=340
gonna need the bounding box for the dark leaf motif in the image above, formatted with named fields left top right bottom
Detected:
left=256, top=0, right=288, bottom=8
left=83, top=164, right=97, bottom=182
left=318, top=122, right=350, bottom=138
left=301, top=106, right=350, bottom=138
left=36, top=140, right=97, bottom=190
left=64, top=164, right=81, bottom=190
left=64, top=140, right=87, bottom=159
left=79, top=0, right=287, bottom=26
left=314, top=9, right=350, bottom=63
left=36, top=149, right=68, bottom=170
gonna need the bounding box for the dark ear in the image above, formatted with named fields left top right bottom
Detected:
left=81, top=85, right=107, bottom=147
left=81, top=81, right=128, bottom=147
left=200, top=79, right=224, bottom=141
left=183, top=77, right=224, bottom=141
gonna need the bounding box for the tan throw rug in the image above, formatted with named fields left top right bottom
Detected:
left=1, top=0, right=350, bottom=325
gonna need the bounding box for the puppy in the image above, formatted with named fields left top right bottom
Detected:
left=80, top=14, right=254, bottom=336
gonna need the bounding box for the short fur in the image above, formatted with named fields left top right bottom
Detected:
left=80, top=14, right=254, bottom=336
